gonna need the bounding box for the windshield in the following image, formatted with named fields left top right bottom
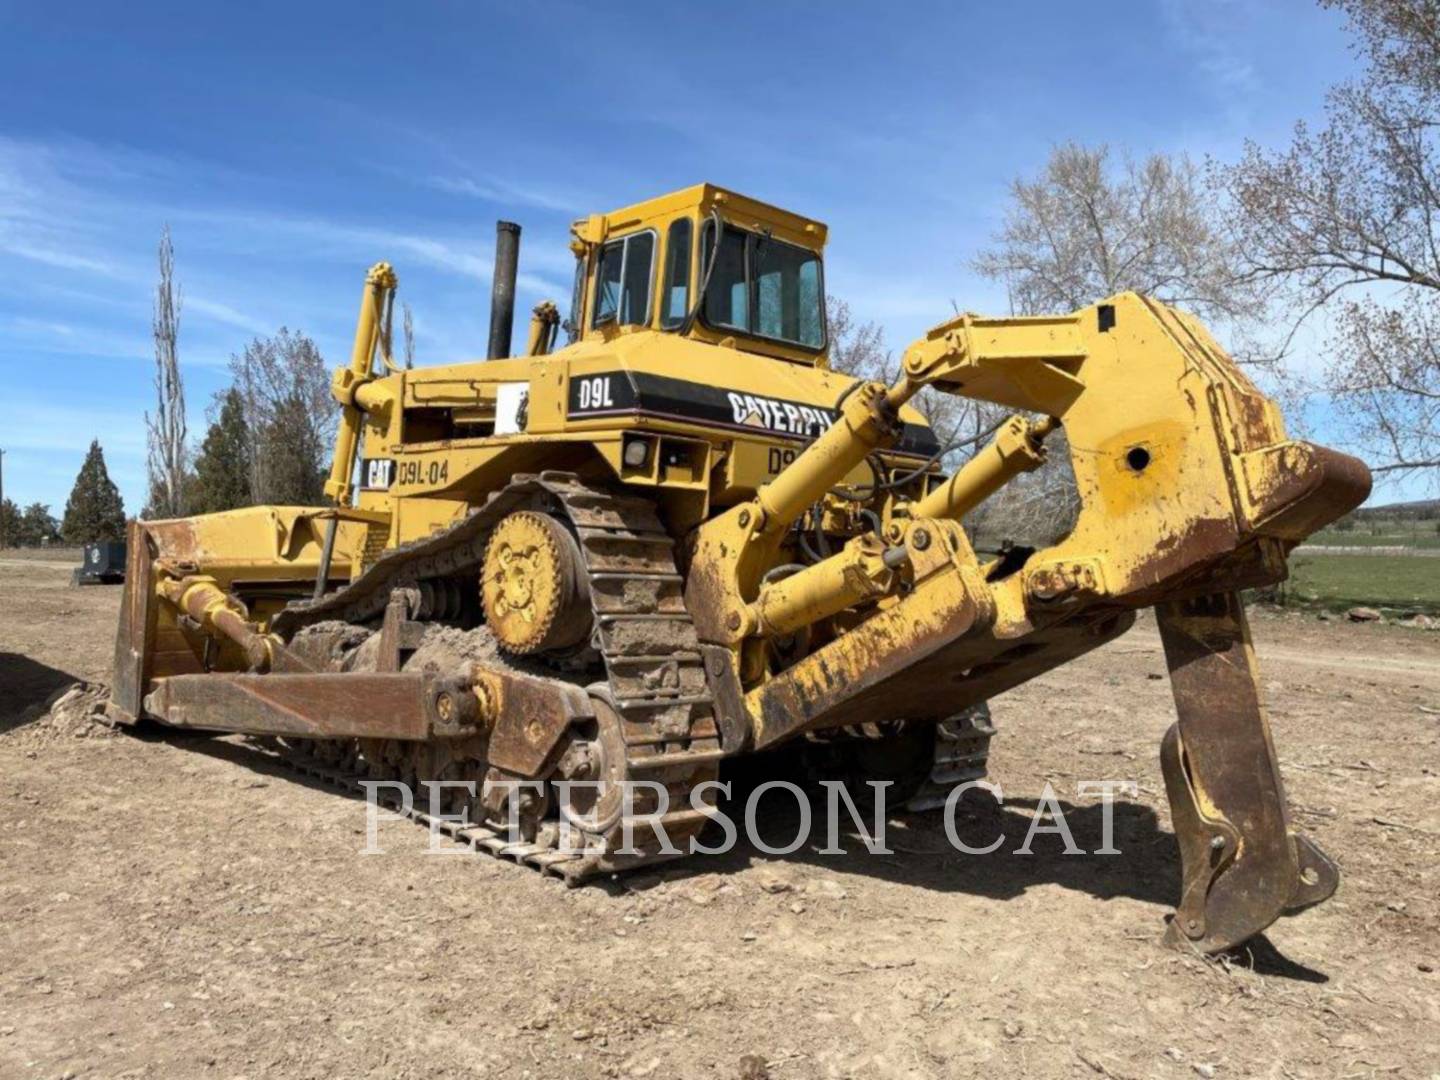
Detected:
left=701, top=223, right=824, bottom=350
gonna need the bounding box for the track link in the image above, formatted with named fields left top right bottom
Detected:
left=277, top=743, right=598, bottom=877
left=798, top=703, right=996, bottom=813
left=276, top=472, right=722, bottom=883
left=903, top=704, right=996, bottom=812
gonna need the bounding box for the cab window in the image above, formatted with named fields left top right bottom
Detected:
left=593, top=231, right=655, bottom=328
left=755, top=240, right=823, bottom=347
left=661, top=218, right=692, bottom=328
left=701, top=222, right=823, bottom=349
left=701, top=224, right=749, bottom=332
left=565, top=254, right=585, bottom=343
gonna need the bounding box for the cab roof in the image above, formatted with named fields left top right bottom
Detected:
left=572, top=183, right=828, bottom=250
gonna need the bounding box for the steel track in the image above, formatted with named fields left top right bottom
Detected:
left=275, top=472, right=722, bottom=882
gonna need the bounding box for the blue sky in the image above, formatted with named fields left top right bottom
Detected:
left=1, top=0, right=1389, bottom=514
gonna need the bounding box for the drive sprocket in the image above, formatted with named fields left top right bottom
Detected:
left=481, top=509, right=591, bottom=655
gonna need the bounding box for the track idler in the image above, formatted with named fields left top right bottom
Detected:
left=1156, top=592, right=1339, bottom=953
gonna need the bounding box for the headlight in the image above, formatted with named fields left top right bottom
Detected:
left=623, top=438, right=651, bottom=468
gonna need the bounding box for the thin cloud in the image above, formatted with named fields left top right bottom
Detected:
left=174, top=208, right=572, bottom=293
left=187, top=296, right=269, bottom=335
left=1158, top=0, right=1261, bottom=102
left=5, top=399, right=147, bottom=455
left=268, top=215, right=572, bottom=294
left=426, top=174, right=583, bottom=215
left=0, top=145, right=132, bottom=281
left=4, top=316, right=75, bottom=337
left=0, top=238, right=120, bottom=276
left=0, top=313, right=149, bottom=361
left=335, top=222, right=567, bottom=293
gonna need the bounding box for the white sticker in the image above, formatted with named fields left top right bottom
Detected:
left=495, top=382, right=530, bottom=435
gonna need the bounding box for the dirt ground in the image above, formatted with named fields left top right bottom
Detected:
left=1, top=553, right=1437, bottom=1080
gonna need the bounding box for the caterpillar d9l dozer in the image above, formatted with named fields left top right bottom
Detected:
left=110, top=184, right=1370, bottom=953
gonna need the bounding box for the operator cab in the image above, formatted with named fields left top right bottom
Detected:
left=567, top=184, right=829, bottom=365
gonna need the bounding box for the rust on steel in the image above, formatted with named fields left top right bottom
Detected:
left=1156, top=592, right=1338, bottom=952
left=143, top=672, right=480, bottom=741
left=479, top=670, right=593, bottom=777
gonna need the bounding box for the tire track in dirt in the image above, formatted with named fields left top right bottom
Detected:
left=1111, top=625, right=1440, bottom=682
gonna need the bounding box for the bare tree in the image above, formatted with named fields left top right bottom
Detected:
left=1220, top=0, right=1440, bottom=480
left=228, top=329, right=336, bottom=505
left=825, top=296, right=888, bottom=380
left=976, top=144, right=1257, bottom=323
left=402, top=301, right=416, bottom=370
left=961, top=436, right=1083, bottom=552
left=144, top=225, right=188, bottom=519
left=826, top=294, right=1039, bottom=545
left=1329, top=293, right=1440, bottom=472
left=826, top=295, right=1000, bottom=452
left=969, top=144, right=1267, bottom=544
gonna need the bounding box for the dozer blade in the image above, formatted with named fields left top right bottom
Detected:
left=1156, top=592, right=1338, bottom=953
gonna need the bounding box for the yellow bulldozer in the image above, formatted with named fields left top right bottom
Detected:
left=109, top=184, right=1370, bottom=953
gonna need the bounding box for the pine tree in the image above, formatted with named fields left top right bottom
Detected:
left=62, top=441, right=127, bottom=542
left=191, top=388, right=254, bottom=513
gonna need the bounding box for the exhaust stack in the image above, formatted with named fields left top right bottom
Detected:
left=487, top=220, right=521, bottom=359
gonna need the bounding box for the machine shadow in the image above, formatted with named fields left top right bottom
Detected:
left=692, top=783, right=1182, bottom=910
left=156, top=732, right=1328, bottom=983
left=678, top=775, right=1332, bottom=983
left=1214, top=934, right=1329, bottom=983
left=176, top=732, right=1180, bottom=909
left=0, top=652, right=80, bottom=733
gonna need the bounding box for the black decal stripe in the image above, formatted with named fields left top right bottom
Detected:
left=567, top=371, right=942, bottom=458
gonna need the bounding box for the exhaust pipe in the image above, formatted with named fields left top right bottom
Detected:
left=487, top=220, right=521, bottom=359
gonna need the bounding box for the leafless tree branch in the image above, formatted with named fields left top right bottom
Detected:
left=1219, top=0, right=1440, bottom=483
left=144, top=225, right=188, bottom=518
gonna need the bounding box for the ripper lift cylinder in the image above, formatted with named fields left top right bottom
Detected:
left=754, top=382, right=898, bottom=535
left=911, top=415, right=1055, bottom=522
left=488, top=221, right=521, bottom=360
left=745, top=412, right=1053, bottom=639
left=746, top=535, right=903, bottom=637
left=743, top=386, right=1050, bottom=639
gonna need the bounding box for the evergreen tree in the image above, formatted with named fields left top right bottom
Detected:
left=0, top=498, right=20, bottom=549
left=62, top=441, right=127, bottom=542
left=228, top=329, right=334, bottom=504
left=191, top=388, right=254, bottom=513
left=257, top=392, right=327, bottom=504
left=20, top=503, right=59, bottom=546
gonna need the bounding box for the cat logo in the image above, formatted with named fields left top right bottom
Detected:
left=726, top=391, right=834, bottom=438
left=361, top=458, right=395, bottom=490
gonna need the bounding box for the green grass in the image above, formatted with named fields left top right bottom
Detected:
left=1308, top=526, right=1440, bottom=549
left=1280, top=552, right=1440, bottom=613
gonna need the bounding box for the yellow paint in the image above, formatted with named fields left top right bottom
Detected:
left=125, top=186, right=1366, bottom=760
